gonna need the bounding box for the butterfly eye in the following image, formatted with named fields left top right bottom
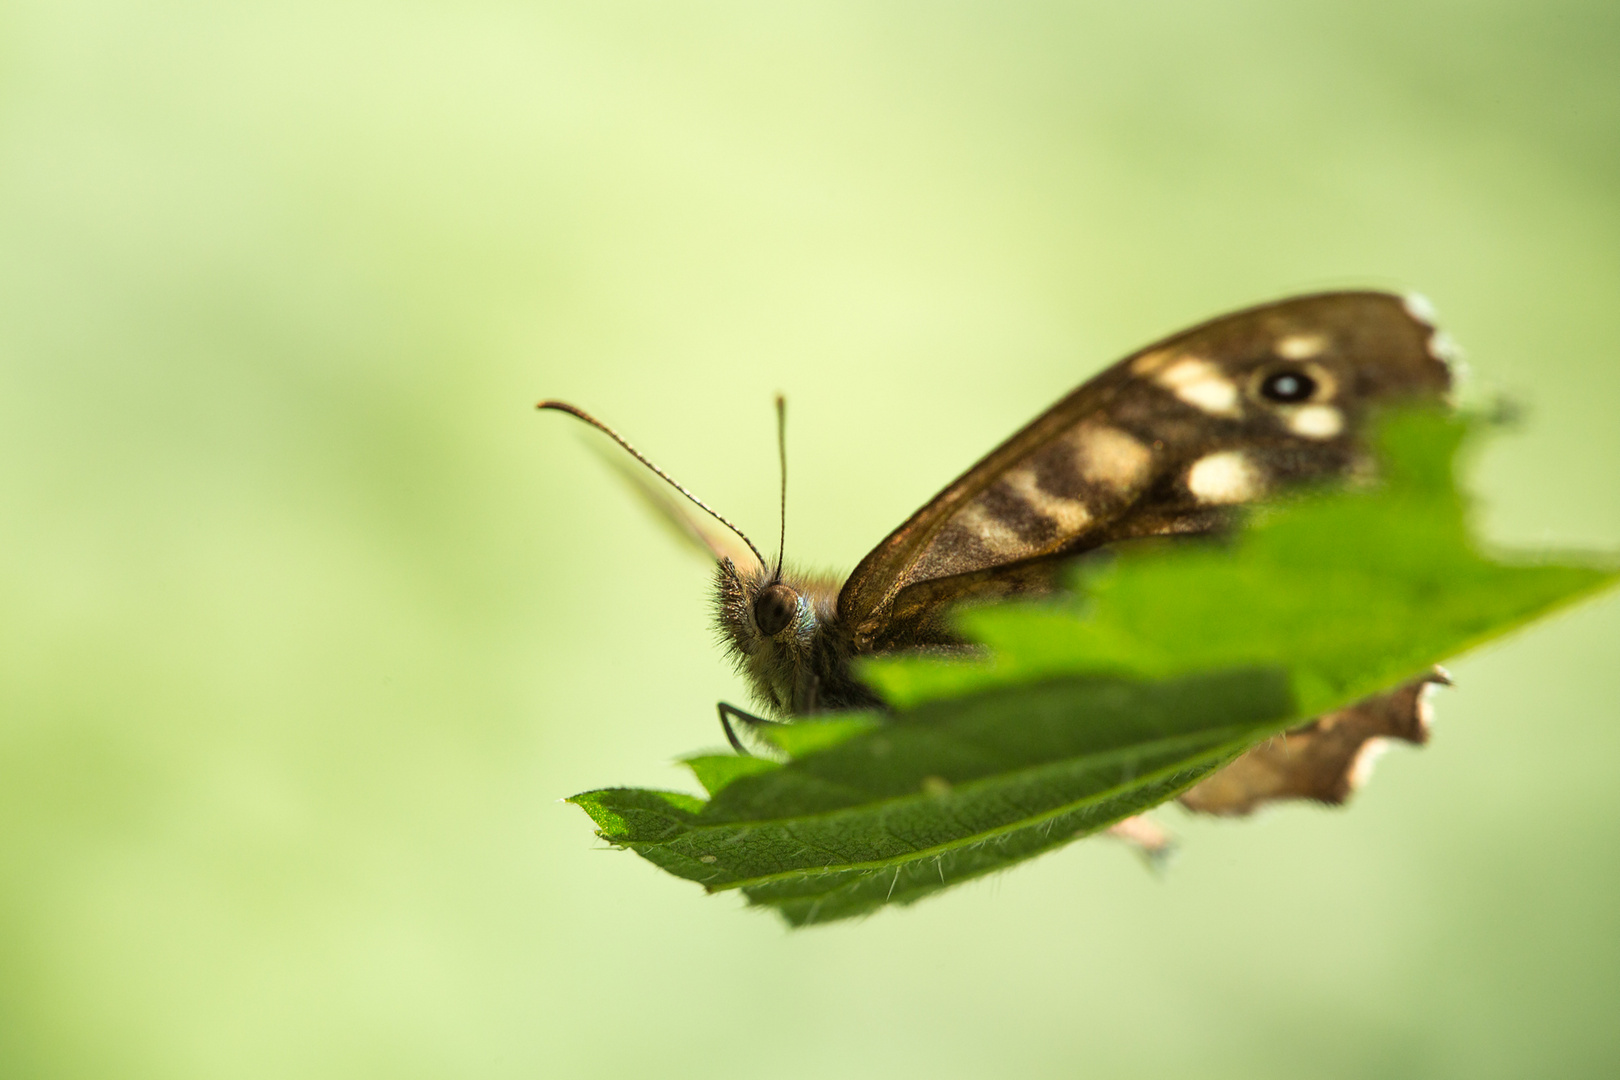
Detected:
left=1259, top=369, right=1318, bottom=404
left=753, top=583, right=799, bottom=637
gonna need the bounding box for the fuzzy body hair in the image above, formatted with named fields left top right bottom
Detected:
left=713, top=560, right=883, bottom=717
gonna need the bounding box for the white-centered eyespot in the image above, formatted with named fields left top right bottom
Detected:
left=1250, top=361, right=1337, bottom=412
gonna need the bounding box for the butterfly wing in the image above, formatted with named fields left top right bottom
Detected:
left=837, top=291, right=1454, bottom=649
left=583, top=435, right=765, bottom=574
left=1177, top=670, right=1447, bottom=815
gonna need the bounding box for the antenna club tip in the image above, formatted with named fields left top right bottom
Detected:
left=536, top=399, right=586, bottom=416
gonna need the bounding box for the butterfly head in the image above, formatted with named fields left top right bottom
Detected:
left=713, top=556, right=842, bottom=715
left=717, top=560, right=811, bottom=640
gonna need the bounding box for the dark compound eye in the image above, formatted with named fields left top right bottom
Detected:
left=1259, top=369, right=1318, bottom=404
left=752, top=583, right=798, bottom=637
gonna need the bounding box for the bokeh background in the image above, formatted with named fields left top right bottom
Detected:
left=3, top=2, right=1618, bottom=1077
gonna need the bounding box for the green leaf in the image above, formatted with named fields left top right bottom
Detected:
left=765, top=713, right=883, bottom=759
left=569, top=411, right=1619, bottom=926
left=681, top=754, right=781, bottom=797
left=576, top=668, right=1292, bottom=925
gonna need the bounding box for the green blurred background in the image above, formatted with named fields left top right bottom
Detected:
left=2, top=2, right=1618, bottom=1077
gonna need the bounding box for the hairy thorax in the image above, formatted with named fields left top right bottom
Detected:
left=712, top=561, right=879, bottom=716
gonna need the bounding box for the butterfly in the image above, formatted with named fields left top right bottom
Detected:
left=541, top=291, right=1457, bottom=818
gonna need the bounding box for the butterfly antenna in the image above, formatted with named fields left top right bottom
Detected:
left=773, top=394, right=788, bottom=581
left=536, top=400, right=769, bottom=573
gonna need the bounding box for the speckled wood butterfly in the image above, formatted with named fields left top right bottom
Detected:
left=541, top=291, right=1457, bottom=819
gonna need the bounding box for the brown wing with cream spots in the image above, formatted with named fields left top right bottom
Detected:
left=838, top=291, right=1454, bottom=649
left=1178, top=670, right=1448, bottom=815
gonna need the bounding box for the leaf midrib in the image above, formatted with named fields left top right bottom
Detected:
left=694, top=726, right=1261, bottom=893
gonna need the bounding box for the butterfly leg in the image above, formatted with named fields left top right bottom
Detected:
left=717, top=701, right=785, bottom=756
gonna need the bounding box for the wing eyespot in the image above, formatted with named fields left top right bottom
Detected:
left=1250, top=360, right=1336, bottom=406
left=1250, top=361, right=1344, bottom=438
left=1259, top=370, right=1317, bottom=403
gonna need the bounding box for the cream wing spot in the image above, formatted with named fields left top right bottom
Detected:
left=1416, top=675, right=1445, bottom=730
left=1276, top=333, right=1327, bottom=360
left=1428, top=329, right=1462, bottom=364
left=1405, top=294, right=1466, bottom=379
left=955, top=500, right=1036, bottom=558
left=1004, top=467, right=1092, bottom=532
left=1285, top=404, right=1345, bottom=439
left=1072, top=424, right=1154, bottom=491
left=1156, top=357, right=1242, bottom=417
left=1129, top=348, right=1175, bottom=376
left=1346, top=738, right=1390, bottom=793
left=1186, top=450, right=1265, bottom=504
